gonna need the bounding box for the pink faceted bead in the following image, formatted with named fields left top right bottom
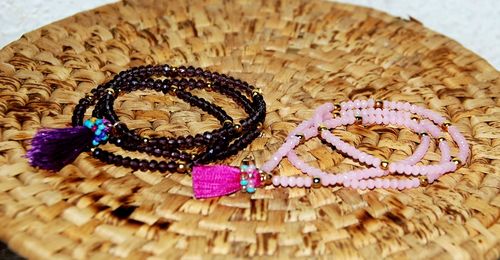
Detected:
left=304, top=177, right=312, bottom=187
left=367, top=179, right=375, bottom=189
left=272, top=176, right=281, bottom=186
left=296, top=177, right=305, bottom=187
left=390, top=179, right=399, bottom=189
left=328, top=175, right=338, bottom=185
left=280, top=176, right=289, bottom=187
left=321, top=176, right=330, bottom=186
left=388, top=163, right=396, bottom=173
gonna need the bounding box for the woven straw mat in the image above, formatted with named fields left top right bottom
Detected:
left=0, top=0, right=498, bottom=259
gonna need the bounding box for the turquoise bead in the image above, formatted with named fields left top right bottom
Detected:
left=240, top=165, right=249, bottom=172
left=95, top=129, right=102, bottom=136
left=96, top=119, right=103, bottom=125
left=98, top=124, right=106, bottom=130
left=83, top=120, right=93, bottom=128
left=246, top=187, right=256, bottom=193
left=240, top=179, right=249, bottom=186
left=101, top=135, right=108, bottom=141
left=92, top=140, right=99, bottom=146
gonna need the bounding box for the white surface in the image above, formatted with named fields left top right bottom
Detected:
left=0, top=0, right=117, bottom=46
left=0, top=0, right=498, bottom=69
left=337, top=0, right=500, bottom=69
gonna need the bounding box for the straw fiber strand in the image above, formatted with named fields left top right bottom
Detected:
left=0, top=0, right=498, bottom=258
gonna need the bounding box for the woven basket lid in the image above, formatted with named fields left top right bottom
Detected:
left=0, top=0, right=498, bottom=259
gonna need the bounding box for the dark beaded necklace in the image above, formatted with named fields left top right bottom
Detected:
left=71, top=64, right=266, bottom=173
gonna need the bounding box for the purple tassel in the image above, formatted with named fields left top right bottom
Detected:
left=26, top=126, right=94, bottom=171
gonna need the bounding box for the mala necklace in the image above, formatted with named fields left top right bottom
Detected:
left=192, top=99, right=469, bottom=198
left=27, top=65, right=266, bottom=172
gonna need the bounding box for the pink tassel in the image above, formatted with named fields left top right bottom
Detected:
left=192, top=165, right=261, bottom=199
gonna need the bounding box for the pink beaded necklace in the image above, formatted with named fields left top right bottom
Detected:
left=192, top=99, right=470, bottom=198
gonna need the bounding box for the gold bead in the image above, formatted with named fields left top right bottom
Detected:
left=143, top=137, right=149, bottom=143
left=259, top=170, right=273, bottom=185
left=333, top=111, right=341, bottom=118
left=171, top=67, right=177, bottom=72
left=177, top=163, right=189, bottom=173
left=312, top=177, right=321, bottom=188
left=85, top=93, right=94, bottom=101
left=252, top=88, right=263, bottom=96
left=90, top=147, right=96, bottom=152
left=411, top=116, right=419, bottom=121
left=374, top=100, right=384, bottom=109
left=380, top=160, right=389, bottom=170
left=295, top=134, right=305, bottom=144
left=317, top=125, right=329, bottom=132
left=420, top=132, right=429, bottom=137
left=223, top=119, right=233, bottom=126
left=452, top=157, right=462, bottom=165
left=418, top=176, right=429, bottom=187
left=257, top=122, right=264, bottom=130
left=333, top=103, right=341, bottom=110
left=170, top=85, right=178, bottom=94
left=355, top=115, right=363, bottom=124
left=241, top=157, right=252, bottom=167
left=106, top=88, right=115, bottom=95
left=438, top=137, right=446, bottom=142
left=442, top=121, right=452, bottom=131
left=233, top=123, right=242, bottom=133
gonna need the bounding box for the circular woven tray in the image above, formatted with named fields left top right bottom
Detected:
left=0, top=0, right=498, bottom=259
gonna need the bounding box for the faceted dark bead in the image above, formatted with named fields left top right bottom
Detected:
left=203, top=132, right=212, bottom=141
left=158, top=137, right=168, bottom=146
left=167, top=139, right=177, bottom=147
left=113, top=155, right=123, bottom=166
left=186, top=66, right=195, bottom=76
left=153, top=148, right=162, bottom=157
left=92, top=148, right=101, bottom=158
left=139, top=159, right=149, bottom=171
left=158, top=161, right=168, bottom=173
left=148, top=160, right=158, bottom=171
left=167, top=161, right=177, bottom=171
left=185, top=135, right=194, bottom=147
left=122, top=156, right=131, bottom=167
left=179, top=153, right=190, bottom=161
left=176, top=138, right=185, bottom=147
left=162, top=150, right=170, bottom=157
left=170, top=151, right=179, bottom=158
left=194, top=134, right=204, bottom=145
left=130, top=159, right=140, bottom=170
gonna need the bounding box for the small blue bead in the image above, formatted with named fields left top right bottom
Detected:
left=96, top=119, right=103, bottom=125
left=98, top=124, right=106, bottom=130
left=84, top=120, right=93, bottom=128
left=95, top=129, right=102, bottom=136
left=240, top=179, right=249, bottom=186
left=92, top=140, right=99, bottom=146
left=246, top=187, right=256, bottom=193
left=101, top=135, right=108, bottom=141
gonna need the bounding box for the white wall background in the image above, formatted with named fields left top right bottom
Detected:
left=0, top=0, right=498, bottom=69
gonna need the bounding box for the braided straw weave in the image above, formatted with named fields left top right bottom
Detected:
left=0, top=0, right=498, bottom=259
